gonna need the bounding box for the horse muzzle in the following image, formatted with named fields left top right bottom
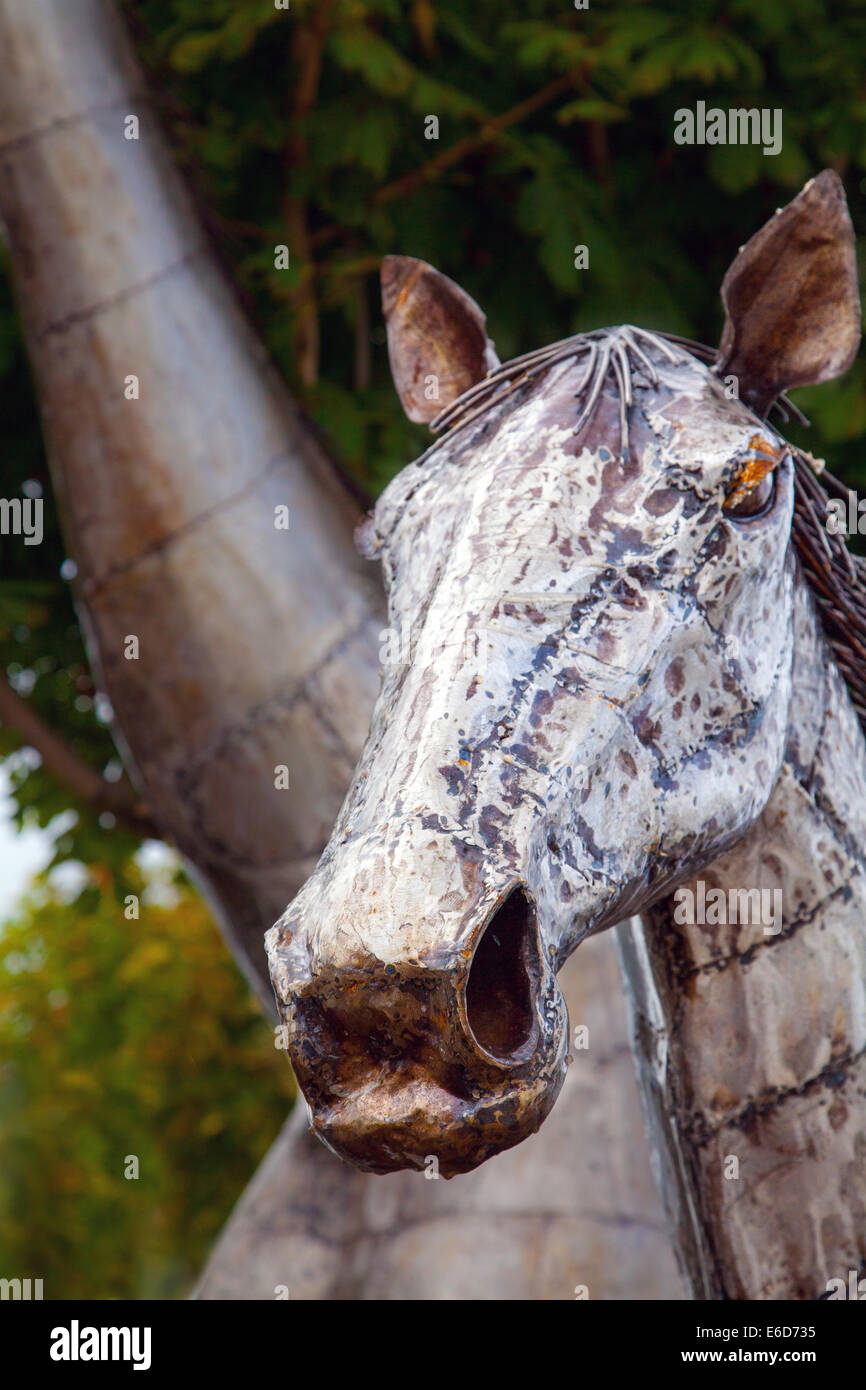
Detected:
left=271, top=881, right=569, bottom=1176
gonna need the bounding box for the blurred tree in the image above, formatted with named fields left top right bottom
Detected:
left=122, top=0, right=866, bottom=481
left=0, top=859, right=293, bottom=1299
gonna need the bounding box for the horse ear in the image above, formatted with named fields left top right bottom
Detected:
left=717, top=170, right=861, bottom=416
left=381, top=255, right=499, bottom=424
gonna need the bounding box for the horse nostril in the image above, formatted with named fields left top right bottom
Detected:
left=465, top=885, right=540, bottom=1062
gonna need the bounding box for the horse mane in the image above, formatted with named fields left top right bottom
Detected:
left=429, top=328, right=866, bottom=735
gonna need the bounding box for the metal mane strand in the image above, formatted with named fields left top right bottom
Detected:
left=792, top=454, right=866, bottom=729
left=429, top=328, right=866, bottom=737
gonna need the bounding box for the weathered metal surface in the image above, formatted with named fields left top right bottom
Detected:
left=620, top=580, right=866, bottom=1298
left=270, top=174, right=866, bottom=1297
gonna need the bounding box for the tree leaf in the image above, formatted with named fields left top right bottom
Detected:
left=556, top=97, right=628, bottom=125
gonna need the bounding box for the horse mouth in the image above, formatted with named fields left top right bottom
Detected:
left=308, top=1058, right=567, bottom=1178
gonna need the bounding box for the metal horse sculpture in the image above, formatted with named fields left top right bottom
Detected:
left=268, top=171, right=866, bottom=1299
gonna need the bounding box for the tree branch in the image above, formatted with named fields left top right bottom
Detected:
left=310, top=73, right=576, bottom=252
left=353, top=275, right=371, bottom=392
left=0, top=676, right=160, bottom=840
left=283, top=0, right=336, bottom=387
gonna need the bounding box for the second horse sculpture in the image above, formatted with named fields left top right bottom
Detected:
left=268, top=170, right=866, bottom=1299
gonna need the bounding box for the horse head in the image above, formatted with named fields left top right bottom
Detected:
left=267, top=171, right=860, bottom=1176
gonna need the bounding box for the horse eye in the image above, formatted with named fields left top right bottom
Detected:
left=723, top=469, right=775, bottom=520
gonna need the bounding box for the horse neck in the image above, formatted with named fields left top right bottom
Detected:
left=618, top=565, right=866, bottom=1299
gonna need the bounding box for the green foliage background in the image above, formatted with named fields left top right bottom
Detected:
left=1, top=0, right=865, bottom=1297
